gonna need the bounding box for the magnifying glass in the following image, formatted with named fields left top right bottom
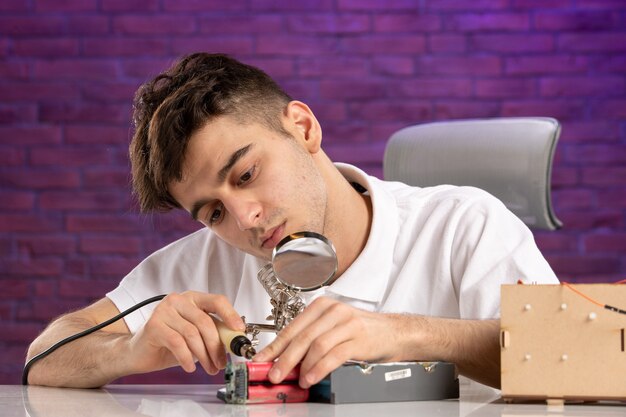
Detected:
left=271, top=231, right=338, bottom=292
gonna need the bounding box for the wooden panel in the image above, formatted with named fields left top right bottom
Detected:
left=500, top=284, right=626, bottom=401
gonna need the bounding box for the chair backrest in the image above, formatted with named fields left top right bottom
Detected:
left=383, top=117, right=562, bottom=230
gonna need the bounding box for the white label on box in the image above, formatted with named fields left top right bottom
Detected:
left=384, top=368, right=412, bottom=382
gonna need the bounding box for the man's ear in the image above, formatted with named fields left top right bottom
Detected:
left=284, top=101, right=322, bottom=153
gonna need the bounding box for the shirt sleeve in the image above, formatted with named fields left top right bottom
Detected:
left=448, top=187, right=559, bottom=320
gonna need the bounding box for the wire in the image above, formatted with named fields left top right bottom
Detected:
left=561, top=281, right=626, bottom=316
left=22, top=294, right=166, bottom=386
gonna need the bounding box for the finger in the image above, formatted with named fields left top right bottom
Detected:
left=177, top=305, right=229, bottom=371
left=191, top=293, right=245, bottom=332
left=165, top=311, right=217, bottom=374
left=254, top=297, right=334, bottom=362
left=298, top=320, right=356, bottom=378
left=158, top=323, right=197, bottom=373
left=300, top=342, right=353, bottom=389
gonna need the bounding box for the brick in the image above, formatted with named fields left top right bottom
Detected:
left=34, top=280, right=56, bottom=297
left=433, top=101, right=500, bottom=120
left=13, top=38, right=80, bottom=57
left=349, top=101, right=432, bottom=122
left=0, top=148, right=25, bottom=166
left=35, top=0, right=97, bottom=12
left=240, top=57, right=294, bottom=78
left=66, top=15, right=110, bottom=35
left=416, top=56, right=501, bottom=76
left=560, top=121, right=619, bottom=143
left=551, top=167, right=578, bottom=187
left=339, top=0, right=421, bottom=10
left=66, top=215, right=144, bottom=233
left=165, top=0, right=247, bottom=11
left=374, top=14, right=442, bottom=32
left=17, top=236, right=76, bottom=256
left=279, top=80, right=320, bottom=100
left=427, top=0, right=509, bottom=10
left=371, top=122, right=407, bottom=143
left=576, top=0, right=626, bottom=9
left=475, top=79, right=536, bottom=98
left=427, top=34, right=467, bottom=53
left=559, top=33, right=626, bottom=52
left=0, top=16, right=64, bottom=36
left=585, top=233, right=626, bottom=253
left=90, top=258, right=139, bottom=276
left=80, top=236, right=141, bottom=255
left=0, top=324, right=41, bottom=342
left=534, top=10, right=617, bottom=31
left=0, top=191, right=34, bottom=210
left=594, top=55, right=626, bottom=73
left=65, top=125, right=130, bottom=145
left=29, top=147, right=113, bottom=167
left=1, top=83, right=81, bottom=101
left=320, top=80, right=388, bottom=100
left=564, top=145, right=626, bottom=165
left=198, top=15, right=283, bottom=34
left=0, top=0, right=31, bottom=11
left=325, top=142, right=386, bottom=164
left=2, top=259, right=63, bottom=276
left=558, top=210, right=623, bottom=230
left=0, top=62, right=29, bottom=79
left=393, top=78, right=473, bottom=98
left=306, top=102, right=347, bottom=122
left=102, top=0, right=158, bottom=11
left=546, top=255, right=620, bottom=276
left=288, top=14, right=369, bottom=34
left=256, top=35, right=336, bottom=55
left=83, top=168, right=131, bottom=189
left=113, top=15, right=197, bottom=35
left=0, top=126, right=62, bottom=145
left=81, top=82, right=138, bottom=102
left=591, top=100, right=626, bottom=119
left=446, top=13, right=529, bottom=31
left=40, top=103, right=131, bottom=123
left=17, top=300, right=84, bottom=321
left=0, top=170, right=80, bottom=189
left=299, top=56, right=368, bottom=77
left=534, top=232, right=578, bottom=252
left=33, top=60, right=119, bottom=81
left=371, top=56, right=414, bottom=76
left=149, top=212, right=202, bottom=234
left=502, top=100, right=585, bottom=120
left=582, top=167, right=626, bottom=185
left=0, top=280, right=29, bottom=299
left=320, top=123, right=370, bottom=144
left=505, top=55, right=590, bottom=75
left=120, top=58, right=174, bottom=79
left=0, top=215, right=61, bottom=233
left=540, top=76, right=624, bottom=97
left=553, top=189, right=596, bottom=209
left=82, top=38, right=168, bottom=57
left=251, top=0, right=332, bottom=11
left=471, top=34, right=554, bottom=53
left=340, top=35, right=426, bottom=54
left=39, top=191, right=124, bottom=210
left=170, top=37, right=254, bottom=56
left=598, top=188, right=626, bottom=207
left=0, top=104, right=37, bottom=124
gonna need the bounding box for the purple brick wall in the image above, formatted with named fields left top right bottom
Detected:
left=1, top=1, right=625, bottom=384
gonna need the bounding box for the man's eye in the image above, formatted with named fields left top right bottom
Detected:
left=237, top=166, right=255, bottom=186
left=208, top=203, right=224, bottom=225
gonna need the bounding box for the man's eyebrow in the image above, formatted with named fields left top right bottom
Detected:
left=218, top=143, right=253, bottom=182
left=189, top=143, right=254, bottom=221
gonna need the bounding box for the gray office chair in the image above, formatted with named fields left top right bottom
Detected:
left=383, top=117, right=562, bottom=230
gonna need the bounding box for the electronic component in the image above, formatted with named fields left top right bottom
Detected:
left=219, top=362, right=309, bottom=404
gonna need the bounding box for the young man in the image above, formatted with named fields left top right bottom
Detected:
left=26, top=53, right=558, bottom=389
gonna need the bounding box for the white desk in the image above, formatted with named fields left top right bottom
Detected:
left=3, top=381, right=625, bottom=417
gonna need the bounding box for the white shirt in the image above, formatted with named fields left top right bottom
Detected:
left=107, top=163, right=558, bottom=348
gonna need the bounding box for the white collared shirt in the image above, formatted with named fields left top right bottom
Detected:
left=107, top=164, right=558, bottom=349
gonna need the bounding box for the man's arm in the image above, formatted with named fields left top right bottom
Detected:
left=253, top=297, right=501, bottom=389
left=26, top=292, right=245, bottom=388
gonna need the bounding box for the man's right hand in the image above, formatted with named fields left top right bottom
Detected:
left=127, top=291, right=245, bottom=376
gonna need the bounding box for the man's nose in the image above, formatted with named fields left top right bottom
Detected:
left=227, top=199, right=261, bottom=231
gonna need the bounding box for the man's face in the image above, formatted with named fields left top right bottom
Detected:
left=169, top=114, right=328, bottom=260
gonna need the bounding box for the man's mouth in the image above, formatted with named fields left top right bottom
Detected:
left=261, top=223, right=286, bottom=249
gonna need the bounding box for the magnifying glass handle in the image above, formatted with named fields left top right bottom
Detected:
left=212, top=316, right=256, bottom=360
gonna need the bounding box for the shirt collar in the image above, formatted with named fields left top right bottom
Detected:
left=324, top=163, right=399, bottom=303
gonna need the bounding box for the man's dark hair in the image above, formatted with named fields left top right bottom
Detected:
left=129, top=52, right=293, bottom=212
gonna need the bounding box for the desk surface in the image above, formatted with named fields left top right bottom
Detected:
left=3, top=381, right=625, bottom=417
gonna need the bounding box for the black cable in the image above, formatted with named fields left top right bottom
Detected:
left=22, top=294, right=166, bottom=385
